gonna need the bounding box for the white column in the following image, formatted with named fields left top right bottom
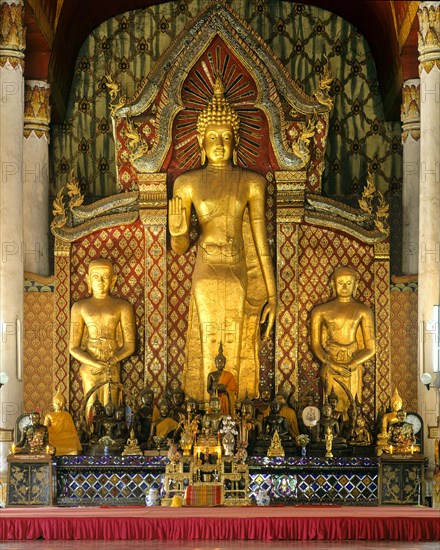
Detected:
left=417, top=0, right=440, bottom=469
left=401, top=79, right=420, bottom=275
left=0, top=0, right=25, bottom=474
left=23, top=80, right=50, bottom=275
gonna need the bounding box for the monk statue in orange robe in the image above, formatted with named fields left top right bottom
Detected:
left=44, top=390, right=82, bottom=455
left=148, top=398, right=179, bottom=449
left=207, top=342, right=238, bottom=415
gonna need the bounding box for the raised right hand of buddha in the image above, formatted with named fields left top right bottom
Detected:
left=168, top=196, right=188, bottom=237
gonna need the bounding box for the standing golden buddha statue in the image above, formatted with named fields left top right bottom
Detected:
left=69, top=258, right=136, bottom=416
left=311, top=267, right=376, bottom=418
left=169, top=76, right=276, bottom=402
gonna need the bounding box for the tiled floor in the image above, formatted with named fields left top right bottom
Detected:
left=0, top=542, right=439, bottom=549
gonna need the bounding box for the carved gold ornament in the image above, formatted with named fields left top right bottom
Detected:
left=289, top=114, right=316, bottom=169
left=51, top=170, right=84, bottom=231
left=123, top=116, right=149, bottom=163
left=314, top=58, right=334, bottom=110
left=358, top=171, right=389, bottom=237
left=104, top=73, right=127, bottom=117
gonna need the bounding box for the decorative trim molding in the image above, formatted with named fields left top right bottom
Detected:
left=0, top=0, right=25, bottom=69
left=418, top=1, right=440, bottom=73
left=401, top=79, right=421, bottom=143
left=24, top=81, right=51, bottom=139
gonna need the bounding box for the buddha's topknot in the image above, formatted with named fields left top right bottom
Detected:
left=197, top=75, right=240, bottom=142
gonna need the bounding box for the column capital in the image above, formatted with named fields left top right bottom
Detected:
left=24, top=80, right=51, bottom=139
left=401, top=79, right=421, bottom=143
left=418, top=1, right=440, bottom=74
left=0, top=0, right=25, bottom=69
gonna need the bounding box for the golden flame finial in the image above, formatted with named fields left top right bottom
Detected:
left=213, top=74, right=225, bottom=98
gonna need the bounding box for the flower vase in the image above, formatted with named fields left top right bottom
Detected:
left=145, top=488, right=160, bottom=506
left=301, top=446, right=307, bottom=458
left=235, top=447, right=247, bottom=464
left=222, top=431, right=235, bottom=456
left=180, top=431, right=193, bottom=456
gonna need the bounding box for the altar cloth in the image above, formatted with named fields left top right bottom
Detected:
left=0, top=505, right=439, bottom=541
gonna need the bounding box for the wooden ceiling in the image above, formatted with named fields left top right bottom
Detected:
left=24, top=0, right=420, bottom=122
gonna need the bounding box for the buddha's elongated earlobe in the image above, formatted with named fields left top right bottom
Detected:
left=232, top=149, right=238, bottom=166
left=353, top=280, right=359, bottom=298
left=110, top=273, right=117, bottom=293
left=198, top=134, right=206, bottom=165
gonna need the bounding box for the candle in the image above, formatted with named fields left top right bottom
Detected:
left=389, top=445, right=393, bottom=455
left=10, top=443, right=16, bottom=454
left=46, top=445, right=50, bottom=455
left=410, top=445, right=415, bottom=455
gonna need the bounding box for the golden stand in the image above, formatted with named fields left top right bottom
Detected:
left=162, top=451, right=250, bottom=506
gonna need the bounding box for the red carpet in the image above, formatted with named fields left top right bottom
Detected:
left=1, top=506, right=439, bottom=541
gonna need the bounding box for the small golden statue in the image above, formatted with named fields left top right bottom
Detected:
left=376, top=388, right=403, bottom=454
left=170, top=75, right=276, bottom=403
left=44, top=390, right=82, bottom=456
left=201, top=394, right=224, bottom=437
left=122, top=429, right=143, bottom=456
left=69, top=258, right=136, bottom=417
left=325, top=426, right=334, bottom=458
left=267, top=429, right=285, bottom=457
left=348, top=415, right=372, bottom=446
left=311, top=267, right=376, bottom=418
left=384, top=409, right=420, bottom=454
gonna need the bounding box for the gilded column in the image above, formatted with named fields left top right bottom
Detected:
left=138, top=174, right=168, bottom=395
left=401, top=79, right=420, bottom=275
left=23, top=80, right=50, bottom=275
left=0, top=0, right=25, bottom=472
left=374, top=242, right=392, bottom=414
left=417, top=0, right=440, bottom=465
left=274, top=171, right=306, bottom=401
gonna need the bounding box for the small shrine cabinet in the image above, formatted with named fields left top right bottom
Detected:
left=162, top=456, right=250, bottom=507
left=7, top=454, right=55, bottom=507
left=379, top=454, right=426, bottom=505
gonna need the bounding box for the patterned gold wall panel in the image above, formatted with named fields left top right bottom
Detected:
left=374, top=258, right=392, bottom=415
left=390, top=286, right=418, bottom=412
left=276, top=223, right=299, bottom=400
left=23, top=293, right=54, bottom=414
left=53, top=253, right=71, bottom=406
